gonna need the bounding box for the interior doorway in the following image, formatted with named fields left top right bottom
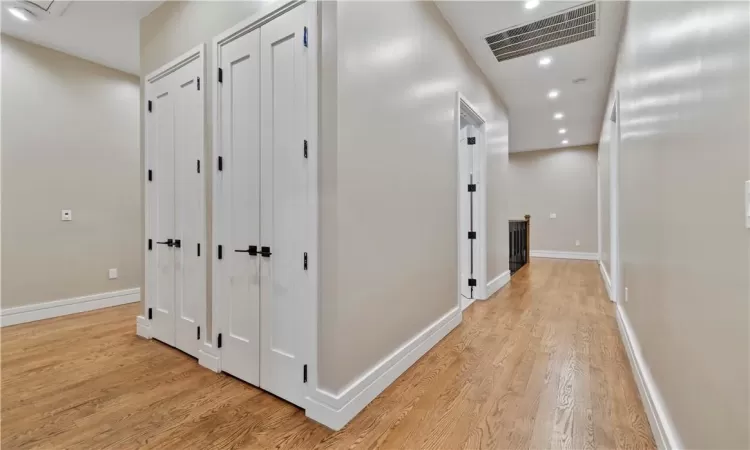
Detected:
left=456, top=93, right=488, bottom=311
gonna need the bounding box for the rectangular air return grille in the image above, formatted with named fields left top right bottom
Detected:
left=485, top=1, right=598, bottom=63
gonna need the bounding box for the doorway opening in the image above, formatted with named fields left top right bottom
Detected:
left=456, top=93, right=488, bottom=311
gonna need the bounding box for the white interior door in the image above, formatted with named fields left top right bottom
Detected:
left=146, top=48, right=205, bottom=357
left=217, top=30, right=262, bottom=385
left=173, top=57, right=204, bottom=358
left=459, top=123, right=472, bottom=300
left=149, top=77, right=176, bottom=346
left=259, top=5, right=308, bottom=407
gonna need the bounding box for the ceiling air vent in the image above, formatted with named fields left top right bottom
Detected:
left=485, top=1, right=598, bottom=63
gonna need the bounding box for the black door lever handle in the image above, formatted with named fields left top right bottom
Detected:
left=235, top=245, right=258, bottom=255
left=260, top=246, right=272, bottom=257
left=156, top=239, right=173, bottom=247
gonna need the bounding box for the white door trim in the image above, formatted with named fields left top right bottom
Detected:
left=140, top=43, right=206, bottom=348
left=209, top=0, right=318, bottom=407
left=610, top=91, right=621, bottom=303
left=456, top=92, right=489, bottom=305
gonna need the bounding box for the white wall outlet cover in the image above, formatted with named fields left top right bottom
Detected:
left=549, top=213, right=557, bottom=219
left=108, top=268, right=118, bottom=279
left=61, top=209, right=72, bottom=221
left=575, top=240, right=581, bottom=246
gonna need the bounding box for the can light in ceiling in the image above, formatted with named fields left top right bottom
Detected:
left=525, top=0, right=540, bottom=10
left=554, top=112, right=564, bottom=120
left=547, top=90, right=560, bottom=99
left=562, top=139, right=569, bottom=145
left=538, top=56, right=552, bottom=67
left=559, top=128, right=567, bottom=134
left=8, top=6, right=30, bottom=21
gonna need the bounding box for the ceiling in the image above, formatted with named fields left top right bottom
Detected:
left=437, top=1, right=626, bottom=152
left=1, top=1, right=162, bottom=75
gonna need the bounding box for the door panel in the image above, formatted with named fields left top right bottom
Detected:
left=218, top=30, right=262, bottom=385
left=259, top=5, right=307, bottom=406
left=151, top=80, right=176, bottom=346
left=174, top=58, right=204, bottom=358
left=459, top=125, right=471, bottom=300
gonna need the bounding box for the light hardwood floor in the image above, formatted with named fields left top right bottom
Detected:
left=1, top=259, right=655, bottom=449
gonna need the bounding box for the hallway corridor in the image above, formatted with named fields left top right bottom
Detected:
left=1, top=259, right=654, bottom=449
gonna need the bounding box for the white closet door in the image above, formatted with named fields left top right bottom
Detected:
left=174, top=58, right=204, bottom=358
left=459, top=125, right=472, bottom=300
left=217, top=30, right=262, bottom=385
left=259, top=5, right=308, bottom=406
left=149, top=77, right=177, bottom=346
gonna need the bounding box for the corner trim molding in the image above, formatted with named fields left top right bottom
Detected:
left=530, top=250, right=599, bottom=261
left=1, top=288, right=141, bottom=327
left=599, top=260, right=614, bottom=302
left=199, top=345, right=221, bottom=373
left=305, top=306, right=461, bottom=430
left=485, top=270, right=511, bottom=299
left=616, top=305, right=683, bottom=450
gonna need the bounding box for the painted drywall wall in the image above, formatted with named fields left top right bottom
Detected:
left=1, top=35, right=140, bottom=308
left=508, top=146, right=598, bottom=253
left=319, top=1, right=510, bottom=393
left=602, top=1, right=750, bottom=448
left=139, top=1, right=267, bottom=332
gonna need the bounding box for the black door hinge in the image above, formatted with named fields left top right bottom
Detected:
left=467, top=137, right=476, bottom=145
left=217, top=156, right=223, bottom=171
left=217, top=333, right=223, bottom=348
left=148, top=100, right=152, bottom=112
left=197, top=326, right=201, bottom=340
left=218, top=68, right=223, bottom=83
left=468, top=278, right=477, bottom=287
left=468, top=231, right=476, bottom=240
left=148, top=170, right=153, bottom=181
left=197, top=243, right=201, bottom=257
left=303, top=140, right=308, bottom=158
left=218, top=245, right=223, bottom=260
left=197, top=160, right=201, bottom=173
left=303, top=27, right=308, bottom=48
left=197, top=77, right=201, bottom=90
left=148, top=239, right=153, bottom=250
left=304, top=252, right=308, bottom=270
left=468, top=184, right=476, bottom=192
left=303, top=364, right=308, bottom=383
left=148, top=308, right=153, bottom=320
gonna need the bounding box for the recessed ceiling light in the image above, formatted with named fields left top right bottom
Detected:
left=538, top=56, right=552, bottom=67
left=524, top=0, right=540, bottom=10
left=547, top=90, right=560, bottom=99
left=554, top=112, right=564, bottom=120
left=8, top=7, right=29, bottom=21
left=562, top=139, right=569, bottom=144
left=559, top=128, right=567, bottom=134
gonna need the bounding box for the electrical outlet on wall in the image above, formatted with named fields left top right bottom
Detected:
left=575, top=240, right=580, bottom=246
left=549, top=213, right=557, bottom=219
left=108, top=268, right=118, bottom=280
left=61, top=210, right=72, bottom=221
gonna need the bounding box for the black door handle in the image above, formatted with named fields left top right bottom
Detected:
left=260, top=246, right=272, bottom=257
left=235, top=245, right=258, bottom=255
left=156, top=239, right=173, bottom=247
left=174, top=239, right=181, bottom=248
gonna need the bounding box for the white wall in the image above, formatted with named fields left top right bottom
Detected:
left=319, top=0, right=510, bottom=394
left=509, top=145, right=598, bottom=253
left=601, top=1, right=750, bottom=448
left=1, top=35, right=141, bottom=308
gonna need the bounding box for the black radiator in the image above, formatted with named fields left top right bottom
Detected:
left=509, top=219, right=529, bottom=275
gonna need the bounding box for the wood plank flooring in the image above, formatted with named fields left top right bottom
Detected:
left=1, top=259, right=655, bottom=449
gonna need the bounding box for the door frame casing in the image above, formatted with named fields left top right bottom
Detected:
left=455, top=92, right=489, bottom=307
left=139, top=44, right=207, bottom=349
left=208, top=0, right=319, bottom=409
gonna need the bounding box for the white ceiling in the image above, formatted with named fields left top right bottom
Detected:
left=437, top=1, right=626, bottom=152
left=1, top=1, right=162, bottom=75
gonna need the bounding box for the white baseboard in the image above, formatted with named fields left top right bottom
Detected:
left=616, top=305, right=682, bottom=450
left=485, top=270, right=511, bottom=298
left=1, top=288, right=141, bottom=327
left=199, top=344, right=221, bottom=373
left=531, top=250, right=599, bottom=261
left=136, top=314, right=152, bottom=339
left=599, top=260, right=614, bottom=302
left=305, top=306, right=462, bottom=430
